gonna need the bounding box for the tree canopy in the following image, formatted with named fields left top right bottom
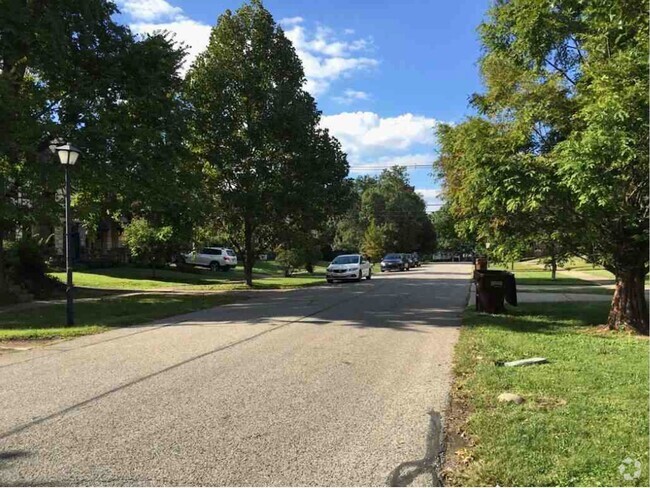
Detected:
left=335, top=166, right=436, bottom=258
left=184, top=0, right=349, bottom=285
left=435, top=0, right=648, bottom=333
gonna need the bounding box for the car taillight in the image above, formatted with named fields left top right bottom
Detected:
left=224, top=256, right=230, bottom=261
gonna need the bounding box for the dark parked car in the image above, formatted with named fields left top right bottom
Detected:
left=381, top=253, right=409, bottom=272
left=411, top=252, right=421, bottom=267
left=403, top=253, right=416, bottom=269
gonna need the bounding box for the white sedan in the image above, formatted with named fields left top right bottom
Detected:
left=326, top=254, right=372, bottom=283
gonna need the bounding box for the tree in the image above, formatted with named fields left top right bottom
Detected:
left=0, top=0, right=132, bottom=292
left=430, top=203, right=474, bottom=255
left=123, top=218, right=177, bottom=277
left=0, top=1, right=199, bottom=293
left=361, top=221, right=387, bottom=262
left=185, top=0, right=348, bottom=286
left=436, top=0, right=648, bottom=333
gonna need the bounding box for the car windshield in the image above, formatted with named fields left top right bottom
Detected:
left=332, top=255, right=360, bottom=265
left=384, top=254, right=401, bottom=260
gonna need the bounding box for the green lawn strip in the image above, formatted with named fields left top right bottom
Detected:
left=518, top=286, right=613, bottom=296
left=49, top=264, right=328, bottom=291
left=509, top=270, right=597, bottom=286
left=449, top=302, right=649, bottom=486
left=0, top=293, right=237, bottom=340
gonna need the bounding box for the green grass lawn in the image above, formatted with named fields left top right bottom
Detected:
left=0, top=293, right=237, bottom=341
left=49, top=261, right=328, bottom=291
left=517, top=286, right=614, bottom=295
left=447, top=302, right=649, bottom=486
left=494, top=260, right=599, bottom=286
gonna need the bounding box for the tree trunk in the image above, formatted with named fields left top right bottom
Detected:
left=243, top=219, right=254, bottom=287
left=550, top=256, right=557, bottom=280
left=608, top=268, right=648, bottom=335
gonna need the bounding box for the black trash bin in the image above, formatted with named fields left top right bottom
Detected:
left=474, top=270, right=517, bottom=313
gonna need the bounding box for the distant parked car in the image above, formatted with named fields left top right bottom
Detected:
left=381, top=253, right=409, bottom=272
left=181, top=247, right=238, bottom=271
left=403, top=253, right=416, bottom=269
left=326, top=254, right=372, bottom=283
left=411, top=252, right=421, bottom=267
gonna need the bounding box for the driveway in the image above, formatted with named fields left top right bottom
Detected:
left=0, top=263, right=471, bottom=486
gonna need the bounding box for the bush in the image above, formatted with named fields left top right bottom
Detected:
left=123, top=218, right=184, bottom=276
left=275, top=247, right=302, bottom=277
left=5, top=237, right=62, bottom=300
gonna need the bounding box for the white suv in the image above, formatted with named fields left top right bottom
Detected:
left=182, top=247, right=238, bottom=271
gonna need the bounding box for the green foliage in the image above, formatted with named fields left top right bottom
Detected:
left=4, top=237, right=61, bottom=299
left=361, top=221, right=387, bottom=262
left=275, top=247, right=303, bottom=277
left=435, top=0, right=648, bottom=331
left=185, top=0, right=348, bottom=286
left=123, top=218, right=177, bottom=272
left=0, top=0, right=200, bottom=292
left=430, top=203, right=473, bottom=254
left=334, top=166, right=435, bottom=254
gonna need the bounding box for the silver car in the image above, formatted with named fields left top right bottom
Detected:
left=326, top=254, right=372, bottom=283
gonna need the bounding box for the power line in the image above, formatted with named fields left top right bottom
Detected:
left=349, top=164, right=433, bottom=171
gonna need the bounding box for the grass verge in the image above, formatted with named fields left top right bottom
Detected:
left=445, top=302, right=649, bottom=487
left=48, top=263, right=328, bottom=291
left=0, top=293, right=237, bottom=341
left=492, top=261, right=599, bottom=286
left=517, top=286, right=614, bottom=296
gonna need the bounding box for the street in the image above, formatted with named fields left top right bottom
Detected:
left=0, top=263, right=471, bottom=486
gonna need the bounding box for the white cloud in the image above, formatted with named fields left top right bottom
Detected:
left=279, top=16, right=304, bottom=26
left=348, top=153, right=434, bottom=173
left=416, top=188, right=442, bottom=200
left=416, top=188, right=444, bottom=209
left=332, top=89, right=371, bottom=105
left=119, top=0, right=182, bottom=22
left=321, top=112, right=439, bottom=156
left=119, top=1, right=210, bottom=74
left=282, top=22, right=378, bottom=95
left=131, top=18, right=211, bottom=74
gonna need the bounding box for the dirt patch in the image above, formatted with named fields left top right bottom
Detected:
left=441, top=386, right=473, bottom=486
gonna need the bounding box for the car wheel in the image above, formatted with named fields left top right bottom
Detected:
left=356, top=271, right=362, bottom=282
left=210, top=261, right=221, bottom=272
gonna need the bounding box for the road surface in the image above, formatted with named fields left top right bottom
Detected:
left=0, top=263, right=471, bottom=486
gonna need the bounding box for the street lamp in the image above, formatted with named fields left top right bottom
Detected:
left=55, top=144, right=81, bottom=326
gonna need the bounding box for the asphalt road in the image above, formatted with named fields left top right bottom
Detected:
left=0, top=263, right=471, bottom=486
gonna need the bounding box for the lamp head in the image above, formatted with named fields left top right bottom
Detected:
left=55, top=144, right=81, bottom=166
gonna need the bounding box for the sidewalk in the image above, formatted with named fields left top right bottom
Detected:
left=0, top=288, right=252, bottom=315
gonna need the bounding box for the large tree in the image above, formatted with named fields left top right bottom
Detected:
left=334, top=167, right=435, bottom=255
left=185, top=0, right=349, bottom=286
left=0, top=0, right=199, bottom=291
left=437, top=0, right=648, bottom=333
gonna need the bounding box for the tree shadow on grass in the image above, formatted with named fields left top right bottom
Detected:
left=465, top=301, right=612, bottom=335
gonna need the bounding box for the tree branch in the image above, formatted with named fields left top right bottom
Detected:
left=544, top=57, right=577, bottom=86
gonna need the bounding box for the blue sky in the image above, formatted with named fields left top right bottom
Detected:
left=116, top=0, right=490, bottom=210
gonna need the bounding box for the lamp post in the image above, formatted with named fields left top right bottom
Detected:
left=55, top=144, right=81, bottom=326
